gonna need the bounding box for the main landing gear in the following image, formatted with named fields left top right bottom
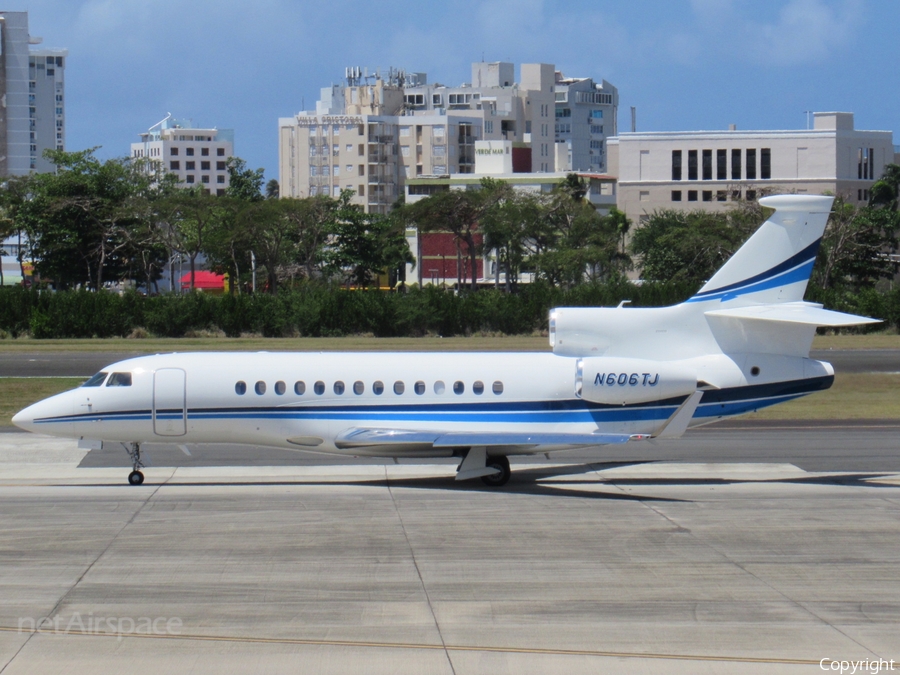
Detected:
left=481, top=456, right=511, bottom=487
left=455, top=447, right=512, bottom=487
left=125, top=442, right=144, bottom=485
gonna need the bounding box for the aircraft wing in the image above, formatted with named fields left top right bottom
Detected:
left=334, top=427, right=643, bottom=452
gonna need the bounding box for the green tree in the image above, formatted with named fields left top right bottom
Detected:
left=813, top=197, right=898, bottom=291
left=225, top=157, right=265, bottom=202
left=16, top=149, right=158, bottom=289
left=629, top=209, right=746, bottom=286
left=158, top=188, right=227, bottom=291
left=265, top=179, right=280, bottom=200
left=324, top=191, right=414, bottom=288
left=869, top=163, right=900, bottom=211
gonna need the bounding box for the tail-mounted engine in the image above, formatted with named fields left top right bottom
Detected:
left=575, top=357, right=697, bottom=405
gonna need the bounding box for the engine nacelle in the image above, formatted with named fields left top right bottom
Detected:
left=576, top=357, right=697, bottom=405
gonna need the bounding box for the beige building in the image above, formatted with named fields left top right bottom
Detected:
left=131, top=115, right=234, bottom=194
left=609, top=112, right=895, bottom=226
left=278, top=63, right=559, bottom=214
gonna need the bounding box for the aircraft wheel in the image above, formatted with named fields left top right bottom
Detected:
left=481, top=456, right=511, bottom=487
left=128, top=470, right=145, bottom=486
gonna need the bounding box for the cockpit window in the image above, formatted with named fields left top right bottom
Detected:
left=82, top=372, right=108, bottom=387
left=106, top=372, right=133, bottom=387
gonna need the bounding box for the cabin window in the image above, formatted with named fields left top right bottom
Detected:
left=414, top=381, right=425, bottom=395
left=472, top=381, right=484, bottom=395
left=255, top=381, right=266, bottom=395
left=314, top=381, right=325, bottom=395
left=294, top=381, right=306, bottom=395
left=106, top=372, right=132, bottom=387
left=393, top=381, right=405, bottom=395
left=334, top=381, right=345, bottom=395
left=492, top=381, right=504, bottom=395
left=453, top=381, right=465, bottom=395
left=373, top=380, right=384, bottom=395
left=235, top=381, right=247, bottom=395
left=353, top=381, right=365, bottom=395
left=275, top=381, right=286, bottom=395
left=433, top=380, right=445, bottom=394
left=82, top=372, right=108, bottom=387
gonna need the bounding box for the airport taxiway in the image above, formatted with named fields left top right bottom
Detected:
left=0, top=429, right=898, bottom=674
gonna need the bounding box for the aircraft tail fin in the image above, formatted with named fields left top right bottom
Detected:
left=687, top=195, right=833, bottom=306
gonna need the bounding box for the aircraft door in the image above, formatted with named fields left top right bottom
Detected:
left=153, top=368, right=186, bottom=436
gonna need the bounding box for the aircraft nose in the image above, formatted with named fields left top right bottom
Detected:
left=11, top=404, right=36, bottom=432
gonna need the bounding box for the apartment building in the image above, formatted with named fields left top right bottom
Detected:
left=279, top=62, right=570, bottom=213
left=0, top=11, right=67, bottom=176
left=553, top=73, right=617, bottom=173
left=131, top=116, right=234, bottom=193
left=609, top=112, right=895, bottom=226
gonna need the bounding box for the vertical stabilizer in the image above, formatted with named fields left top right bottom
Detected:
left=687, top=195, right=833, bottom=306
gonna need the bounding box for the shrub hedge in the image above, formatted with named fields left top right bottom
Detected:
left=0, top=281, right=895, bottom=339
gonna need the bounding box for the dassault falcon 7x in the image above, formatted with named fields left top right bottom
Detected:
left=13, top=195, right=879, bottom=487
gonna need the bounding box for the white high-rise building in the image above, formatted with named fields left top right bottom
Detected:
left=553, top=73, right=617, bottom=173
left=131, top=116, right=234, bottom=194
left=0, top=11, right=67, bottom=176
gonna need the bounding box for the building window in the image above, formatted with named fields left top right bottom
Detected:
left=731, top=149, right=741, bottom=180
left=702, top=190, right=712, bottom=202
left=746, top=149, right=757, bottom=180
left=702, top=150, right=712, bottom=180
left=732, top=190, right=741, bottom=200
left=716, top=190, right=727, bottom=201
left=760, top=148, right=771, bottom=180
left=687, top=190, right=698, bottom=201
left=170, top=161, right=180, bottom=170
left=186, top=175, right=195, bottom=184
left=217, top=148, right=225, bottom=156
left=716, top=149, right=727, bottom=180
left=201, top=175, right=210, bottom=184
left=217, top=175, right=225, bottom=184
left=746, top=189, right=757, bottom=201
left=186, top=161, right=195, bottom=170
left=688, top=150, right=698, bottom=180
left=186, top=148, right=195, bottom=156
left=201, top=148, right=209, bottom=156
left=171, top=148, right=179, bottom=156
left=672, top=190, right=682, bottom=201
left=672, top=150, right=682, bottom=181
left=200, top=161, right=210, bottom=170
left=217, top=161, right=226, bottom=170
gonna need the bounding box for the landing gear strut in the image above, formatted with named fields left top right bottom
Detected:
left=481, top=455, right=511, bottom=487
left=125, top=442, right=144, bottom=485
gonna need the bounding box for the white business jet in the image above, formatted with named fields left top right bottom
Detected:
left=12, top=195, right=879, bottom=486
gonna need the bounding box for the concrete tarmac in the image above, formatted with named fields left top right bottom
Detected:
left=1, top=431, right=899, bottom=674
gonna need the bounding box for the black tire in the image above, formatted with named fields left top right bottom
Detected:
left=481, top=456, right=511, bottom=487
left=128, top=470, right=144, bottom=486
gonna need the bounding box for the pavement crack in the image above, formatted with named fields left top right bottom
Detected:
left=385, top=466, right=457, bottom=675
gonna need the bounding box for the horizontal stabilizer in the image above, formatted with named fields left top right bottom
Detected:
left=705, top=302, right=880, bottom=327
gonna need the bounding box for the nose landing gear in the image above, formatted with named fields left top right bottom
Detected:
left=125, top=442, right=144, bottom=485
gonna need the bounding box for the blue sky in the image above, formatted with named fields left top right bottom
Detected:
left=8, top=0, right=898, bottom=184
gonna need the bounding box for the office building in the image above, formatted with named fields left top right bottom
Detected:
left=553, top=73, right=617, bottom=173
left=609, top=112, right=896, bottom=226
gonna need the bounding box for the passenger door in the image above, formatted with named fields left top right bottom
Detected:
left=153, top=368, right=186, bottom=436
